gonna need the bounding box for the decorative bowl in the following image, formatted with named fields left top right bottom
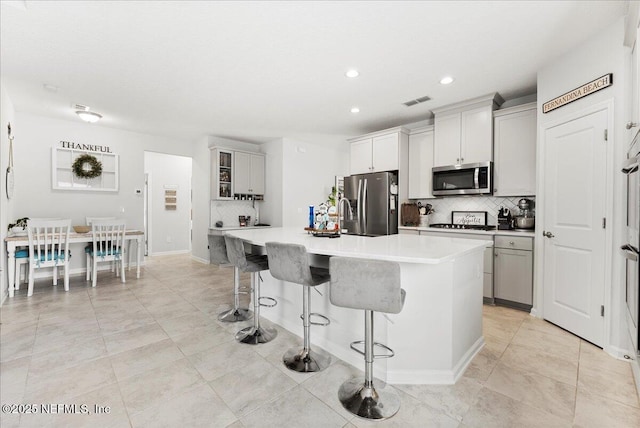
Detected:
left=73, top=225, right=91, bottom=234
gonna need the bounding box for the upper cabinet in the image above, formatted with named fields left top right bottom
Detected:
left=433, top=93, right=503, bottom=167
left=349, top=128, right=408, bottom=175
left=211, top=148, right=265, bottom=200
left=211, top=148, right=234, bottom=200
left=493, top=103, right=537, bottom=196
left=234, top=151, right=265, bottom=195
left=407, top=126, right=434, bottom=199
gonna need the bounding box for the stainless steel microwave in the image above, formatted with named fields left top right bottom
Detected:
left=432, top=162, right=492, bottom=196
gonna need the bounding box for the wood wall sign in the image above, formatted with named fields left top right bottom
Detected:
left=542, top=73, right=612, bottom=114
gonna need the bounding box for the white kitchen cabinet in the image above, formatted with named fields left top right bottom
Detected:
left=420, top=229, right=494, bottom=301
left=494, top=235, right=533, bottom=307
left=234, top=151, right=265, bottom=195
left=210, top=148, right=234, bottom=200
left=493, top=103, right=537, bottom=196
left=408, top=126, right=435, bottom=199
left=433, top=93, right=502, bottom=167
left=349, top=139, right=373, bottom=175
left=349, top=128, right=408, bottom=175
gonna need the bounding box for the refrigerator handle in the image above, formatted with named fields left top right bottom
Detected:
left=357, top=179, right=362, bottom=225
left=362, top=179, right=368, bottom=234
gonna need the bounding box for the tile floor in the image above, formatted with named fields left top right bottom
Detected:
left=1, top=254, right=639, bottom=428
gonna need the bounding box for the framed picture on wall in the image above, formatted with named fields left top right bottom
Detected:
left=52, top=147, right=119, bottom=191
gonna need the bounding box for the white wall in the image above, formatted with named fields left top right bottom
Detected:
left=281, top=137, right=349, bottom=228
left=11, top=112, right=197, bottom=274
left=260, top=138, right=284, bottom=227
left=191, top=136, right=211, bottom=263
left=144, top=151, right=192, bottom=255
left=537, top=18, right=627, bottom=352
left=0, top=81, right=16, bottom=303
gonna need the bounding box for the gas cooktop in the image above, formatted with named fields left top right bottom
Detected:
left=429, top=223, right=496, bottom=231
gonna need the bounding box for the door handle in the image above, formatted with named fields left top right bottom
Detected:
left=621, top=155, right=639, bottom=174
left=626, top=121, right=638, bottom=130
left=621, top=244, right=639, bottom=261
left=542, top=231, right=554, bottom=238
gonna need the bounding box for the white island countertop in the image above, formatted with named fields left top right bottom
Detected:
left=227, top=226, right=491, bottom=264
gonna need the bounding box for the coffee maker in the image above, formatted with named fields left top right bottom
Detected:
left=497, top=206, right=513, bottom=230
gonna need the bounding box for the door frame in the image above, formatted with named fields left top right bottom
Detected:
left=535, top=98, right=615, bottom=349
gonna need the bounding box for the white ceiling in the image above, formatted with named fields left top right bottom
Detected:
left=0, top=1, right=630, bottom=145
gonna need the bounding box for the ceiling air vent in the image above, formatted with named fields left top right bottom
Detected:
left=403, top=95, right=431, bottom=107
left=73, top=103, right=90, bottom=111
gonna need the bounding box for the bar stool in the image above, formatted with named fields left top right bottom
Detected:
left=265, top=242, right=331, bottom=373
left=329, top=256, right=406, bottom=420
left=208, top=235, right=252, bottom=322
left=224, top=235, right=277, bottom=344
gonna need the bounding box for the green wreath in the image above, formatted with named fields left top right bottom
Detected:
left=72, top=154, right=103, bottom=179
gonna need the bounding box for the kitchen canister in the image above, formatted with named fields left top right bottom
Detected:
left=419, top=215, right=430, bottom=227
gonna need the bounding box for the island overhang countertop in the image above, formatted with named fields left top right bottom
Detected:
left=226, top=226, right=492, bottom=264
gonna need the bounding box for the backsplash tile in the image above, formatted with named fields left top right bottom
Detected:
left=210, top=201, right=257, bottom=227
left=415, top=196, right=535, bottom=225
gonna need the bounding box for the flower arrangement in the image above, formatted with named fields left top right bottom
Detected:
left=7, top=217, right=29, bottom=232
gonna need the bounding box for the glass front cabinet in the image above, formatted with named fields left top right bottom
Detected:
left=211, top=148, right=234, bottom=200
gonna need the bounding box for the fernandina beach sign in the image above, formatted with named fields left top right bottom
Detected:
left=543, top=73, right=612, bottom=113
left=59, top=140, right=112, bottom=153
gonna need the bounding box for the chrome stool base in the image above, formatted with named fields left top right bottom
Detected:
left=218, top=307, right=252, bottom=323
left=283, top=347, right=331, bottom=373
left=338, top=377, right=400, bottom=420
left=235, top=325, right=277, bottom=345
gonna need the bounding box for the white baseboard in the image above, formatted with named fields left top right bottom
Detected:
left=191, top=255, right=209, bottom=264
left=149, top=250, right=190, bottom=256
left=604, top=344, right=634, bottom=360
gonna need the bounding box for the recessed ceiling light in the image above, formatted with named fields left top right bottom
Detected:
left=76, top=111, right=103, bottom=123
left=345, top=69, right=360, bottom=78
left=350, top=107, right=360, bottom=113
left=440, top=76, right=455, bottom=85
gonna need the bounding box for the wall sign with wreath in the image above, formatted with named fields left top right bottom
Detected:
left=52, top=145, right=118, bottom=191
left=72, top=154, right=103, bottom=179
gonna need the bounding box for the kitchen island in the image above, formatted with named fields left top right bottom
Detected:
left=227, top=227, right=491, bottom=384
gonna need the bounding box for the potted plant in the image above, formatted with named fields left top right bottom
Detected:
left=7, top=217, right=29, bottom=234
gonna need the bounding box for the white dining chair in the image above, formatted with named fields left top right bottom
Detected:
left=25, top=219, right=72, bottom=297
left=15, top=217, right=63, bottom=291
left=86, top=220, right=126, bottom=287
left=85, top=216, right=134, bottom=272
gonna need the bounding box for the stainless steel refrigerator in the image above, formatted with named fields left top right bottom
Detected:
left=342, top=171, right=398, bottom=236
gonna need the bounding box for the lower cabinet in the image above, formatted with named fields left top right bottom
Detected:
left=494, top=236, right=533, bottom=309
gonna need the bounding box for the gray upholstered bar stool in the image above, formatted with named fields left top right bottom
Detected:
left=224, top=235, right=277, bottom=344
left=208, top=235, right=251, bottom=322
left=265, top=242, right=331, bottom=373
left=329, top=256, right=406, bottom=420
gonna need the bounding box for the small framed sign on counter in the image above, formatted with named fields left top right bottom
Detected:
left=452, top=211, right=487, bottom=226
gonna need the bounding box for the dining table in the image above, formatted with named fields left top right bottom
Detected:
left=4, top=230, right=144, bottom=297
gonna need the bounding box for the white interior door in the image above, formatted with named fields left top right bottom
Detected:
left=542, top=108, right=608, bottom=346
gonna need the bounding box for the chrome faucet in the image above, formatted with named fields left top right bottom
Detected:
left=337, top=197, right=353, bottom=230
